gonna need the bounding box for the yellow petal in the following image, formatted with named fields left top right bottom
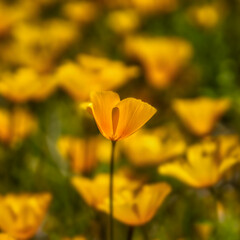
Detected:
left=90, top=91, right=120, bottom=140
left=219, top=156, right=240, bottom=175
left=173, top=98, right=230, bottom=136
left=187, top=143, right=219, bottom=186
left=71, top=176, right=99, bottom=207
left=122, top=126, right=186, bottom=166
left=71, top=175, right=110, bottom=207
left=136, top=183, right=171, bottom=225
left=158, top=160, right=202, bottom=187
left=216, top=135, right=240, bottom=174
left=97, top=182, right=171, bottom=226
left=112, top=98, right=156, bottom=140
left=159, top=140, right=222, bottom=188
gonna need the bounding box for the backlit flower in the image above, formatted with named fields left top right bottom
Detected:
left=88, top=91, right=156, bottom=141
left=173, top=97, right=230, bottom=136
left=57, top=136, right=98, bottom=173
left=0, top=193, right=52, bottom=240
left=158, top=135, right=240, bottom=188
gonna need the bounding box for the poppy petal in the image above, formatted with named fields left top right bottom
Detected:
left=90, top=91, right=120, bottom=140
left=113, top=98, right=156, bottom=140
left=158, top=161, right=201, bottom=187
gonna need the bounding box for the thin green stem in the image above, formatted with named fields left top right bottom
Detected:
left=110, top=140, right=116, bottom=240
left=127, top=226, right=135, bottom=240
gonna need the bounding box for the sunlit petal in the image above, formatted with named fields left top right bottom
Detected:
left=113, top=98, right=156, bottom=140
left=90, top=91, right=120, bottom=140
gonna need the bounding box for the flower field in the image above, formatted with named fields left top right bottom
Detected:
left=0, top=0, right=240, bottom=239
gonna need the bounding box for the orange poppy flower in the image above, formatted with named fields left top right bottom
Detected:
left=88, top=91, right=156, bottom=141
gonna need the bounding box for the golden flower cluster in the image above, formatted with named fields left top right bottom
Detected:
left=0, top=0, right=238, bottom=239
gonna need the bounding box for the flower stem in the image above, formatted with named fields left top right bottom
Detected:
left=127, top=226, right=135, bottom=240
left=110, top=140, right=116, bottom=240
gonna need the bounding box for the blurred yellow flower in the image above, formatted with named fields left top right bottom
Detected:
left=173, top=97, right=230, bottom=136
left=56, top=56, right=139, bottom=101
left=98, top=182, right=171, bottom=226
left=0, top=234, right=15, bottom=240
left=72, top=174, right=171, bottom=225
left=0, top=193, right=52, bottom=240
left=56, top=61, right=96, bottom=101
left=0, top=68, right=57, bottom=102
left=1, top=20, right=78, bottom=72
left=124, top=36, right=193, bottom=89
left=188, top=4, right=220, bottom=29
left=77, top=54, right=139, bottom=91
left=122, top=126, right=186, bottom=166
left=106, top=9, right=140, bottom=35
left=72, top=174, right=141, bottom=207
left=88, top=91, right=156, bottom=141
left=0, top=108, right=37, bottom=145
left=158, top=135, right=240, bottom=188
left=62, top=1, right=98, bottom=24
left=57, top=136, right=98, bottom=173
